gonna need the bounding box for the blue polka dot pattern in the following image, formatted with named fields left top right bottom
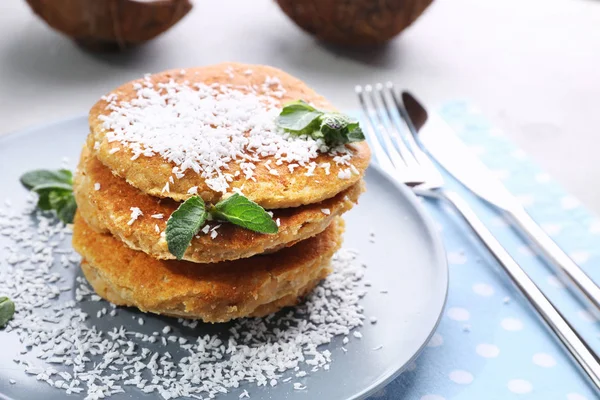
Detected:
left=365, top=101, right=599, bottom=400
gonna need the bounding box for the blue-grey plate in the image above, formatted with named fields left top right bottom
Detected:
left=0, top=116, right=448, bottom=400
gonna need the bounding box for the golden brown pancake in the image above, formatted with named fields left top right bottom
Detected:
left=73, top=213, right=344, bottom=323
left=74, top=146, right=363, bottom=263
left=88, top=62, right=370, bottom=208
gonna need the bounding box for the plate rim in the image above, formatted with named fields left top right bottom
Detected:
left=351, top=169, right=448, bottom=400
left=0, top=115, right=449, bottom=400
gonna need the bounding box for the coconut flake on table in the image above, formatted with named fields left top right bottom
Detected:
left=239, top=390, right=250, bottom=398
left=0, top=199, right=369, bottom=400
left=98, top=74, right=354, bottom=194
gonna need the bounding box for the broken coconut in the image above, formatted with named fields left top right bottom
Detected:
left=275, top=0, right=433, bottom=46
left=25, top=0, right=193, bottom=51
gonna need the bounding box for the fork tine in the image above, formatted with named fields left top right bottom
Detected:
left=374, top=84, right=420, bottom=170
left=363, top=85, right=409, bottom=171
left=387, top=83, right=434, bottom=168
left=355, top=85, right=396, bottom=176
left=387, top=84, right=446, bottom=187
left=356, top=84, right=424, bottom=187
left=385, top=83, right=445, bottom=189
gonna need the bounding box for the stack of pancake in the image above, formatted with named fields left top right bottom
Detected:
left=71, top=63, right=370, bottom=323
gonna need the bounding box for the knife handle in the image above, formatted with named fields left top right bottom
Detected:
left=508, top=206, right=600, bottom=317
left=441, top=190, right=600, bottom=391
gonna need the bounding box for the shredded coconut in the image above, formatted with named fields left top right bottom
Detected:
left=0, top=198, right=368, bottom=400
left=94, top=183, right=101, bottom=191
left=127, top=207, right=143, bottom=226
left=337, top=169, right=352, bottom=180
left=294, top=383, right=307, bottom=390
left=151, top=214, right=164, bottom=219
left=320, top=162, right=331, bottom=175
left=98, top=75, right=352, bottom=194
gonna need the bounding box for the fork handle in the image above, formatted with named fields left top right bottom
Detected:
left=441, top=190, right=600, bottom=391
left=507, top=206, right=600, bottom=316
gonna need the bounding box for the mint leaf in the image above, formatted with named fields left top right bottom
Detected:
left=277, top=100, right=365, bottom=146
left=54, top=193, right=77, bottom=224
left=166, top=196, right=208, bottom=260
left=20, top=169, right=77, bottom=224
left=35, top=188, right=58, bottom=211
left=165, top=193, right=278, bottom=259
left=20, top=169, right=72, bottom=190
left=346, top=122, right=365, bottom=142
left=0, top=296, right=15, bottom=328
left=277, top=100, right=323, bottom=134
left=320, top=113, right=365, bottom=145
left=212, top=194, right=278, bottom=234
left=279, top=99, right=318, bottom=114
left=31, top=182, right=74, bottom=192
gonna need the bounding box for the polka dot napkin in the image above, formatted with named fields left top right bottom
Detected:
left=366, top=101, right=599, bottom=400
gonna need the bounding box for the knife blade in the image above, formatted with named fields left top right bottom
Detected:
left=401, top=91, right=600, bottom=315
left=410, top=111, right=518, bottom=211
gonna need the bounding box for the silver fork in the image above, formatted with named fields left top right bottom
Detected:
left=356, top=83, right=600, bottom=391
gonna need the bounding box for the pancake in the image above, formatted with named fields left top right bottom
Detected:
left=74, top=146, right=363, bottom=263
left=88, top=62, right=371, bottom=209
left=72, top=213, right=344, bottom=323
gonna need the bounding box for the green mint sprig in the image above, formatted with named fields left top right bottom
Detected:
left=165, top=196, right=208, bottom=261
left=0, top=296, right=15, bottom=328
left=20, top=169, right=77, bottom=224
left=166, top=194, right=278, bottom=260
left=211, top=194, right=278, bottom=234
left=276, top=100, right=365, bottom=146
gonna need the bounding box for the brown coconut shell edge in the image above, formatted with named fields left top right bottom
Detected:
left=25, top=0, right=193, bottom=51
left=276, top=0, right=434, bottom=47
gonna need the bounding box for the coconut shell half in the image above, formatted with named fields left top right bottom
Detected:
left=25, top=0, right=193, bottom=51
left=276, top=0, right=433, bottom=47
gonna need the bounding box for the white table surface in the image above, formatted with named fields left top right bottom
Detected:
left=1, top=0, right=599, bottom=210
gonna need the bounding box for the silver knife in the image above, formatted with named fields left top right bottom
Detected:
left=401, top=91, right=600, bottom=315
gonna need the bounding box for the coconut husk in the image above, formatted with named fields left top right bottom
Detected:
left=25, top=0, right=193, bottom=51
left=276, top=0, right=433, bottom=47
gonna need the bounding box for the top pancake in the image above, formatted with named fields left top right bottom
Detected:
left=88, top=62, right=370, bottom=209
